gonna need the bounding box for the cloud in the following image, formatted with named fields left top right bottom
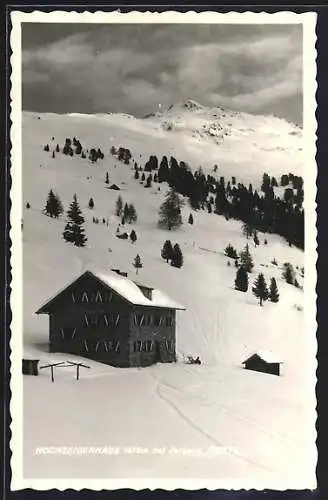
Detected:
left=22, top=23, right=302, bottom=123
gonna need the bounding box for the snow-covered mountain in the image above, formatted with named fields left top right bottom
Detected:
left=19, top=104, right=316, bottom=489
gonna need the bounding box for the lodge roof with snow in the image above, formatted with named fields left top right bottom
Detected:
left=36, top=269, right=185, bottom=314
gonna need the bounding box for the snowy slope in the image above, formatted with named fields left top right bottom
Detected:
left=19, top=107, right=316, bottom=489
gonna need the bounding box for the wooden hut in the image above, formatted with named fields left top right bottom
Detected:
left=22, top=359, right=40, bottom=376
left=35, top=269, right=185, bottom=368
left=242, top=351, right=283, bottom=376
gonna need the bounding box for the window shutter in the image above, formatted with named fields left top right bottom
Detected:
left=82, top=291, right=89, bottom=302
left=83, top=340, right=89, bottom=352
left=71, top=292, right=76, bottom=303
left=60, top=328, right=65, bottom=340
left=115, top=313, right=120, bottom=327
left=95, top=341, right=100, bottom=352
left=71, top=328, right=76, bottom=339
left=104, top=314, right=109, bottom=326
left=95, top=291, right=103, bottom=302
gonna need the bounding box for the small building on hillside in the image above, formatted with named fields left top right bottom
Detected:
left=36, top=269, right=185, bottom=368
left=22, top=359, right=40, bottom=376
left=242, top=351, right=283, bottom=376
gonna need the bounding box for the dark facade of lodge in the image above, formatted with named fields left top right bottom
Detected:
left=242, top=353, right=282, bottom=376
left=36, top=270, right=185, bottom=368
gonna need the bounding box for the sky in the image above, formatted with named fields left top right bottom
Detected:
left=22, top=23, right=303, bottom=125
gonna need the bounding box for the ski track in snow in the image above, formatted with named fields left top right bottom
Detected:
left=150, top=371, right=288, bottom=479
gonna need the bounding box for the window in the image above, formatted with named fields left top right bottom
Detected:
left=166, top=317, right=173, bottom=327
left=154, top=315, right=163, bottom=327
left=135, top=314, right=144, bottom=327
left=134, top=340, right=143, bottom=352
left=95, top=290, right=103, bottom=303
left=145, top=340, right=153, bottom=352
left=81, top=291, right=89, bottom=302
left=165, top=340, right=174, bottom=351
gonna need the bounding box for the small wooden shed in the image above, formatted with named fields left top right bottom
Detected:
left=22, top=359, right=40, bottom=376
left=242, top=351, right=283, bottom=376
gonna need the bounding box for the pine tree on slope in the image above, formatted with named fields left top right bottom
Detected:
left=115, top=195, right=123, bottom=217
left=161, top=240, right=173, bottom=263
left=44, top=189, right=64, bottom=218
left=127, top=204, right=137, bottom=223
left=130, top=230, right=137, bottom=244
left=269, top=277, right=279, bottom=302
left=224, top=243, right=238, bottom=260
left=171, top=244, right=183, bottom=268
left=133, top=254, right=143, bottom=274
left=188, top=213, right=194, bottom=225
left=158, top=189, right=183, bottom=230
left=282, top=263, right=295, bottom=284
left=63, top=194, right=87, bottom=247
left=234, top=267, right=249, bottom=292
left=239, top=243, right=254, bottom=273
left=252, top=273, right=269, bottom=306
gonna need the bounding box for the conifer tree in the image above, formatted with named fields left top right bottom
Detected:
left=44, top=144, right=49, bottom=152
left=188, top=213, right=194, bottom=225
left=52, top=151, right=55, bottom=159
left=123, top=202, right=129, bottom=221
left=161, top=240, right=173, bottom=263
left=234, top=267, right=249, bottom=292
left=88, top=198, right=94, bottom=209
left=269, top=277, right=279, bottom=302
left=239, top=243, right=254, bottom=273
left=134, top=170, right=139, bottom=180
left=145, top=175, right=152, bottom=188
left=171, top=243, right=183, bottom=268
left=224, top=243, right=238, bottom=260
left=63, top=194, right=87, bottom=247
left=56, top=144, right=60, bottom=153
left=105, top=172, right=109, bottom=184
left=115, top=195, right=123, bottom=217
left=130, top=229, right=137, bottom=244
left=26, top=202, right=30, bottom=209
left=75, top=141, right=82, bottom=155
left=133, top=254, right=143, bottom=274
left=242, top=223, right=254, bottom=239
left=141, top=172, right=146, bottom=182
left=127, top=204, right=137, bottom=223
left=44, top=189, right=64, bottom=218
left=158, top=156, right=170, bottom=183
left=252, top=273, right=269, bottom=306
left=158, top=189, right=183, bottom=230
left=253, top=231, right=260, bottom=247
left=282, top=263, right=295, bottom=284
